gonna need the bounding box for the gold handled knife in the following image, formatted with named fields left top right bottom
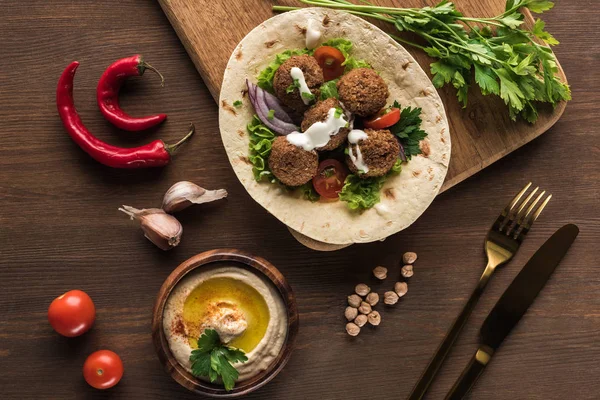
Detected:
left=444, top=224, right=579, bottom=400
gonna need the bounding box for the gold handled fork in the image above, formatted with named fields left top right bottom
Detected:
left=408, top=183, right=552, bottom=400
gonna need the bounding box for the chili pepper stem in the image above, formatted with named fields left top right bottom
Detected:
left=165, top=124, right=195, bottom=155
left=140, top=61, right=165, bottom=87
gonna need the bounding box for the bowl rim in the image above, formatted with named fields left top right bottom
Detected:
left=151, top=249, right=299, bottom=398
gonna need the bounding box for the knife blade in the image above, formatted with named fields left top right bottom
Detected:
left=444, top=224, right=579, bottom=400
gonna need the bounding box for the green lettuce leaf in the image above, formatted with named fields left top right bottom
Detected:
left=247, top=115, right=276, bottom=181
left=319, top=79, right=339, bottom=100
left=339, top=160, right=402, bottom=210
left=300, top=182, right=320, bottom=202
left=320, top=38, right=371, bottom=71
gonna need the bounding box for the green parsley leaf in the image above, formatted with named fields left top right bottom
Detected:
left=532, top=18, right=559, bottom=45
left=334, top=107, right=344, bottom=119
left=524, top=0, right=555, bottom=14
left=389, top=101, right=428, bottom=158
left=474, top=64, right=500, bottom=96
left=189, top=329, right=248, bottom=392
left=499, top=13, right=524, bottom=29
left=301, top=91, right=316, bottom=102
left=267, top=109, right=275, bottom=120
left=494, top=68, right=525, bottom=113
left=286, top=78, right=301, bottom=94
left=232, top=100, right=243, bottom=108
left=197, top=328, right=220, bottom=352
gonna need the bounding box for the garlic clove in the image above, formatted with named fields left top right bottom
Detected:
left=161, top=181, right=227, bottom=213
left=119, top=205, right=183, bottom=251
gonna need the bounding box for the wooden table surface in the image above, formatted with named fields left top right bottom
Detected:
left=1, top=1, right=598, bottom=399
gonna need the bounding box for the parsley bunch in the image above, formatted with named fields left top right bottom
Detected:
left=189, top=329, right=248, bottom=391
left=274, top=0, right=570, bottom=123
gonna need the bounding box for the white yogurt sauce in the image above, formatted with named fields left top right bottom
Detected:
left=305, top=19, right=322, bottom=50
left=290, top=67, right=313, bottom=105
left=348, top=129, right=369, bottom=174
left=374, top=203, right=391, bottom=217
left=286, top=108, right=348, bottom=151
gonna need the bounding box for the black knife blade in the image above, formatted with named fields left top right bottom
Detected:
left=445, top=224, right=579, bottom=400
left=480, top=223, right=579, bottom=350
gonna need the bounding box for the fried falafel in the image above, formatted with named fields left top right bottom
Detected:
left=268, top=136, right=319, bottom=186
left=337, top=68, right=389, bottom=117
left=346, top=129, right=399, bottom=178
left=273, top=55, right=324, bottom=112
left=301, top=98, right=350, bottom=152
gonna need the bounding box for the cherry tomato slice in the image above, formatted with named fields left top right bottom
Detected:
left=313, top=46, right=345, bottom=81
left=83, top=350, right=124, bottom=390
left=312, top=159, right=349, bottom=199
left=48, top=290, right=96, bottom=337
left=363, top=108, right=401, bottom=130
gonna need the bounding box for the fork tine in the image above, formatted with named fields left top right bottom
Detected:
left=517, top=190, right=546, bottom=226
left=516, top=187, right=539, bottom=216
left=531, top=194, right=552, bottom=222
left=513, top=192, right=552, bottom=241
left=495, top=182, right=532, bottom=231
left=504, top=187, right=540, bottom=236
left=505, top=182, right=532, bottom=215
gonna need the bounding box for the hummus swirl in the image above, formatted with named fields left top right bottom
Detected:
left=163, top=265, right=287, bottom=382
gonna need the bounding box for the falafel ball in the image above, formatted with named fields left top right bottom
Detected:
left=273, top=55, right=324, bottom=112
left=301, top=98, right=350, bottom=152
left=268, top=136, right=319, bottom=187
left=337, top=68, right=389, bottom=117
left=346, top=129, right=400, bottom=178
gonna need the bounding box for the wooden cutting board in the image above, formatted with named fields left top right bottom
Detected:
left=158, top=0, right=567, bottom=249
left=158, top=0, right=566, bottom=191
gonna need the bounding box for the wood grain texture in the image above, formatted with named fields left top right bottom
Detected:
left=157, top=0, right=567, bottom=195
left=151, top=249, right=298, bottom=397
left=0, top=1, right=598, bottom=399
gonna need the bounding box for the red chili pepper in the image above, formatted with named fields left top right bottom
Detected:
left=57, top=61, right=193, bottom=168
left=97, top=55, right=167, bottom=131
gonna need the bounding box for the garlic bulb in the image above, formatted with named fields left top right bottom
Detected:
left=119, top=206, right=182, bottom=251
left=161, top=181, right=227, bottom=213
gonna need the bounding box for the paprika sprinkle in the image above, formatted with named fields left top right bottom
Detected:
left=57, top=61, right=193, bottom=168
left=97, top=55, right=167, bottom=131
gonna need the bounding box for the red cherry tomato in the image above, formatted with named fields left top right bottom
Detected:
left=363, top=108, right=401, bottom=130
left=83, top=350, right=124, bottom=390
left=312, top=159, right=349, bottom=199
left=313, top=46, right=345, bottom=81
left=48, top=290, right=96, bottom=337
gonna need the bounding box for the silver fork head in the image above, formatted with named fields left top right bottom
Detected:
left=491, top=182, right=552, bottom=244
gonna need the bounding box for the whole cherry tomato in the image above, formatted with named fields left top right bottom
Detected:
left=48, top=290, right=96, bottom=337
left=313, top=46, right=346, bottom=81
left=363, top=108, right=401, bottom=130
left=83, top=350, right=124, bottom=390
left=312, top=159, right=349, bottom=199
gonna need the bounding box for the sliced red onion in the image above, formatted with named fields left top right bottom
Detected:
left=262, top=90, right=294, bottom=123
left=246, top=80, right=298, bottom=135
left=398, top=141, right=407, bottom=162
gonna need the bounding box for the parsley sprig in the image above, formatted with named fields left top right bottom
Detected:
left=274, top=0, right=570, bottom=123
left=189, top=329, right=248, bottom=391
left=389, top=101, right=427, bottom=158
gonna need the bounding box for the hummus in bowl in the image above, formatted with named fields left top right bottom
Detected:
left=152, top=250, right=298, bottom=397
